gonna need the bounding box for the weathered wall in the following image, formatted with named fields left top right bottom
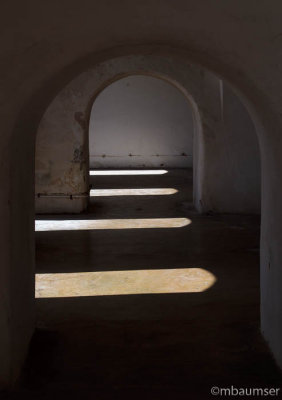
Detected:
left=2, top=0, right=282, bottom=387
left=35, top=89, right=89, bottom=214
left=89, top=75, right=194, bottom=168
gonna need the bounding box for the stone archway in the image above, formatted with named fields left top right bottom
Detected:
left=35, top=54, right=260, bottom=215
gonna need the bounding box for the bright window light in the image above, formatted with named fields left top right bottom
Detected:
left=35, top=218, right=191, bottom=231
left=89, top=170, right=168, bottom=176
left=35, top=268, right=216, bottom=298
left=90, top=188, right=177, bottom=196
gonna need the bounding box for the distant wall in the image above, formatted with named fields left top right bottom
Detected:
left=89, top=75, right=194, bottom=169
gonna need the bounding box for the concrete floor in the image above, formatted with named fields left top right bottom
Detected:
left=5, top=169, right=282, bottom=399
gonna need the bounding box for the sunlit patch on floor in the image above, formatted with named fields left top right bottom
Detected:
left=35, top=217, right=191, bottom=231
left=35, top=268, right=216, bottom=298
left=90, top=188, right=178, bottom=196
left=89, top=169, right=168, bottom=176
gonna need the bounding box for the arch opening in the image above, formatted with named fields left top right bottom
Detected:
left=34, top=54, right=261, bottom=304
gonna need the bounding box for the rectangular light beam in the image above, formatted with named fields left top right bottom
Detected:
left=36, top=268, right=216, bottom=298
left=89, top=170, right=168, bottom=176
left=35, top=218, right=191, bottom=231
left=90, top=188, right=177, bottom=196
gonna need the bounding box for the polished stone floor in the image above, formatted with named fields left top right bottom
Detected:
left=5, top=169, right=282, bottom=399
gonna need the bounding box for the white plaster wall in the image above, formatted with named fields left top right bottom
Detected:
left=222, top=82, right=260, bottom=213
left=200, top=80, right=261, bottom=213
left=89, top=75, right=194, bottom=169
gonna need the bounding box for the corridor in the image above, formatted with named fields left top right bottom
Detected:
left=6, top=168, right=278, bottom=399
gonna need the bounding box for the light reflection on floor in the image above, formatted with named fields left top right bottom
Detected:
left=35, top=217, right=192, bottom=231
left=89, top=169, right=168, bottom=176
left=90, top=188, right=178, bottom=196
left=35, top=268, right=216, bottom=298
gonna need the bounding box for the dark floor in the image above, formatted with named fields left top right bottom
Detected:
left=4, top=169, right=282, bottom=399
